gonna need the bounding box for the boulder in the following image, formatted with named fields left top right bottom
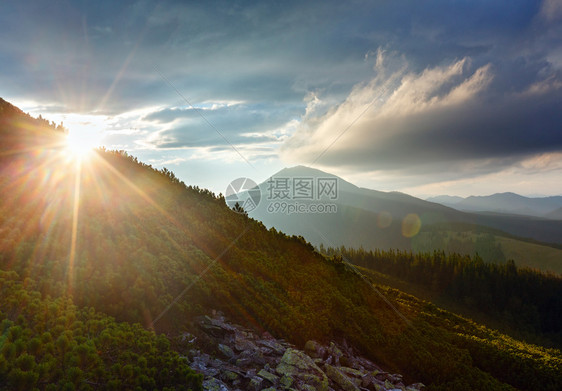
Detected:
left=218, top=343, right=235, bottom=359
left=202, top=378, right=229, bottom=391
left=277, top=348, right=324, bottom=374
left=304, top=340, right=325, bottom=358
left=257, top=369, right=279, bottom=384
left=279, top=374, right=294, bottom=389
left=276, top=348, right=329, bottom=391
left=324, top=364, right=360, bottom=391
left=248, top=376, right=263, bottom=390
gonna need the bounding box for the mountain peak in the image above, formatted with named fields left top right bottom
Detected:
left=273, top=165, right=338, bottom=178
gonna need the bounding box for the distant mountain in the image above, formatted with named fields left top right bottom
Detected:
left=249, top=165, right=464, bottom=252
left=248, top=166, right=562, bottom=271
left=426, top=195, right=464, bottom=206
left=428, top=192, right=562, bottom=218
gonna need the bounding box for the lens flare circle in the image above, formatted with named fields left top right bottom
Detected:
left=402, top=213, right=421, bottom=238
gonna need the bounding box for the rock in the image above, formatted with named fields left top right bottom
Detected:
left=220, top=370, right=239, bottom=382
left=234, top=357, right=252, bottom=367
left=301, top=373, right=330, bottom=390
left=337, top=366, right=364, bottom=380
left=324, top=364, right=360, bottom=391
left=328, top=342, right=343, bottom=366
left=304, top=340, right=325, bottom=358
left=279, top=374, right=293, bottom=389
left=276, top=349, right=329, bottom=391
left=238, top=347, right=265, bottom=365
left=218, top=343, right=235, bottom=359
left=258, top=369, right=279, bottom=384
left=361, top=373, right=374, bottom=388
left=234, top=335, right=258, bottom=352
left=192, top=313, right=422, bottom=391
left=202, top=377, right=229, bottom=391
left=277, top=348, right=322, bottom=374
left=258, top=338, right=287, bottom=355
left=248, top=376, right=263, bottom=390
left=373, top=370, right=389, bottom=380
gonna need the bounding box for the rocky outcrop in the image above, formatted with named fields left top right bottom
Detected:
left=185, top=311, right=424, bottom=391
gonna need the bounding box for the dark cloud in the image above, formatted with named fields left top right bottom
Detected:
left=281, top=55, right=562, bottom=181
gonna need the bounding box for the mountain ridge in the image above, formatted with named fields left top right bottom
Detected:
left=427, top=191, right=562, bottom=218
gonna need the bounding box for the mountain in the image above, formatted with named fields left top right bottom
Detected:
left=1, top=98, right=561, bottom=390
left=249, top=166, right=562, bottom=273
left=249, top=165, right=464, bottom=250
left=425, top=195, right=464, bottom=206
left=428, top=192, right=562, bottom=218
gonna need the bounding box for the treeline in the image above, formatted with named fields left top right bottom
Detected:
left=323, top=246, right=562, bottom=345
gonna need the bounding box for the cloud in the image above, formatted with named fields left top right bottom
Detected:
left=281, top=53, right=562, bottom=182
left=140, top=102, right=301, bottom=149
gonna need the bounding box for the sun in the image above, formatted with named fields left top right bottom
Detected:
left=65, top=127, right=101, bottom=159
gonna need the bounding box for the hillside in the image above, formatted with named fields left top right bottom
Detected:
left=1, top=98, right=561, bottom=390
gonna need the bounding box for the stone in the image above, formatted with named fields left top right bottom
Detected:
left=337, top=366, right=364, bottom=380
left=324, top=364, right=360, bottom=391
left=276, top=349, right=329, bottom=391
left=277, top=348, right=320, bottom=374
left=258, top=369, right=279, bottom=384
left=221, top=370, right=239, bottom=381
left=248, top=376, right=263, bottom=390
left=301, top=373, right=329, bottom=391
left=235, top=357, right=252, bottom=367
left=304, top=340, right=324, bottom=358
left=361, top=373, right=374, bottom=388
left=234, top=336, right=258, bottom=352
left=218, top=343, right=235, bottom=359
left=192, top=312, right=421, bottom=391
left=258, top=338, right=287, bottom=355
left=238, top=348, right=265, bottom=365
left=202, top=378, right=229, bottom=391
left=279, top=374, right=293, bottom=389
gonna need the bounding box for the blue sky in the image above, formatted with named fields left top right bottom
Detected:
left=2, top=0, right=562, bottom=197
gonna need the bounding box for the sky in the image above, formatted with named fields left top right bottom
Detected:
left=1, top=0, right=562, bottom=198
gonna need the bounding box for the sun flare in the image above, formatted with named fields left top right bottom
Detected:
left=65, top=127, right=101, bottom=158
